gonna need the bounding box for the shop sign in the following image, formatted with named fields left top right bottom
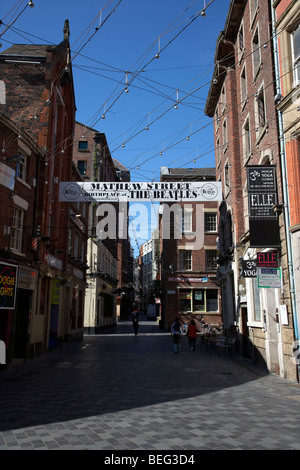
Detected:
left=43, top=252, right=63, bottom=271
left=0, top=262, right=18, bottom=309
left=247, top=166, right=280, bottom=247
left=242, top=259, right=257, bottom=278
left=0, top=162, right=15, bottom=190
left=18, top=267, right=38, bottom=290
left=258, top=267, right=281, bottom=288
left=51, top=280, right=60, bottom=305
left=257, top=251, right=278, bottom=268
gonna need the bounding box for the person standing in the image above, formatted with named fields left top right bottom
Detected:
left=132, top=314, right=139, bottom=336
left=171, top=318, right=183, bottom=353
left=187, top=319, right=198, bottom=351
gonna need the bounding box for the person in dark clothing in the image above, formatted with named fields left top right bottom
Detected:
left=132, top=314, right=139, bottom=336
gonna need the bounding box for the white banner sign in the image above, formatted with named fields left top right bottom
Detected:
left=258, top=267, right=281, bottom=289
left=59, top=181, right=222, bottom=202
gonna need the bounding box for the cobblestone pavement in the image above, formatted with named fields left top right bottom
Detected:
left=1, top=321, right=300, bottom=451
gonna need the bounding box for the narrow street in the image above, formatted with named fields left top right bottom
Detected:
left=1, top=320, right=300, bottom=451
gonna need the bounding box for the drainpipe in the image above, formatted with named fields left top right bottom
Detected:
left=271, top=1, right=299, bottom=379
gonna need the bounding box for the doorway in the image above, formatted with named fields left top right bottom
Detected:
left=13, top=289, right=31, bottom=359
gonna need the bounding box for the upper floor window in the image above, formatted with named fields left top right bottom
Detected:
left=205, top=250, right=218, bottom=271
left=250, top=0, right=258, bottom=24
left=221, top=85, right=226, bottom=113
left=78, top=141, right=88, bottom=151
left=240, top=66, right=247, bottom=107
left=238, top=23, right=245, bottom=62
left=11, top=206, right=24, bottom=252
left=242, top=117, right=251, bottom=163
left=179, top=250, right=192, bottom=271
left=205, top=213, right=217, bottom=232
left=16, top=153, right=27, bottom=182
left=252, top=27, right=261, bottom=79
left=222, top=119, right=228, bottom=150
left=291, top=22, right=300, bottom=86
left=182, top=208, right=192, bottom=233
left=255, top=87, right=266, bottom=136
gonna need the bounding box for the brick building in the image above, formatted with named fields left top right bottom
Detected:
left=205, top=0, right=297, bottom=380
left=158, top=167, right=221, bottom=331
left=0, top=21, right=86, bottom=363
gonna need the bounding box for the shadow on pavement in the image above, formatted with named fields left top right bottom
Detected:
left=0, top=322, right=268, bottom=432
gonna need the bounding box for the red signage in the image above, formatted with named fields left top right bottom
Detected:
left=257, top=252, right=278, bottom=268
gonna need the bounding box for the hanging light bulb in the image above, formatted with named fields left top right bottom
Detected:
left=174, top=103, right=178, bottom=109
left=137, top=165, right=140, bottom=170
left=102, top=114, right=105, bottom=119
left=125, top=87, right=129, bottom=93
left=122, top=143, right=125, bottom=148
left=155, top=53, right=160, bottom=59
left=186, top=136, right=190, bottom=141
left=145, top=126, right=149, bottom=131
left=28, top=1, right=34, bottom=7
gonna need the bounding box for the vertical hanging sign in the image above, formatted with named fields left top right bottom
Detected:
left=247, top=165, right=280, bottom=247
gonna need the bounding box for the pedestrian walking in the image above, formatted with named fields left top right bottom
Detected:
left=132, top=314, right=139, bottom=336
left=171, top=318, right=183, bottom=353
left=186, top=319, right=198, bottom=351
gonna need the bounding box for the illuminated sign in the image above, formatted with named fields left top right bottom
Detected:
left=0, top=262, right=18, bottom=309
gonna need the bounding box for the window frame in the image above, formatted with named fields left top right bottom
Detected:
left=179, top=249, right=192, bottom=271
left=10, top=206, right=24, bottom=252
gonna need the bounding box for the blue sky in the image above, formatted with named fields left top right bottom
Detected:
left=0, top=0, right=231, bottom=251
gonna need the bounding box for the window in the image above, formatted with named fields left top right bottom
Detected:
left=205, top=213, right=217, bottom=232
left=216, top=138, right=220, bottom=167
left=243, top=117, right=251, bottom=162
left=238, top=23, right=245, bottom=62
left=205, top=250, right=218, bottom=271
left=78, top=141, right=88, bottom=151
left=11, top=206, right=24, bottom=252
left=250, top=0, right=258, bottom=23
left=255, top=87, right=266, bottom=137
left=16, top=153, right=26, bottom=181
left=240, top=66, right=247, bottom=106
left=179, top=288, right=218, bottom=312
left=182, top=208, right=192, bottom=233
left=291, top=22, right=300, bottom=85
left=221, top=86, right=226, bottom=113
left=77, top=160, right=87, bottom=176
left=179, top=250, right=192, bottom=271
left=224, top=162, right=230, bottom=190
left=252, top=27, right=261, bottom=78
left=222, top=119, right=228, bottom=149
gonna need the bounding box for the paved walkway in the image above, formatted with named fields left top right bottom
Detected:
left=1, top=321, right=300, bottom=451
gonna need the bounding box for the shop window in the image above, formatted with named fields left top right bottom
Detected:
left=193, top=289, right=205, bottom=311
left=179, top=290, right=192, bottom=312
left=206, top=289, right=218, bottom=312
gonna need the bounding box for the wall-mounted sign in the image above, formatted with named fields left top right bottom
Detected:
left=257, top=251, right=278, bottom=268
left=59, top=181, right=223, bottom=202
left=242, top=259, right=257, bottom=277
left=0, top=262, right=18, bottom=309
left=258, top=267, right=281, bottom=288
left=0, top=162, right=15, bottom=190
left=247, top=166, right=280, bottom=248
